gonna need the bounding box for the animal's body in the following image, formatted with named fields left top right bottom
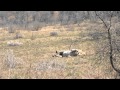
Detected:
left=53, top=49, right=80, bottom=57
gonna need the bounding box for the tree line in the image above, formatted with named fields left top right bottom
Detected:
left=0, top=11, right=120, bottom=29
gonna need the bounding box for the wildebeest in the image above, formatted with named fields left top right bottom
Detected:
left=52, top=49, right=80, bottom=57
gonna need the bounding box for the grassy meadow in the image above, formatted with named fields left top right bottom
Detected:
left=0, top=21, right=118, bottom=79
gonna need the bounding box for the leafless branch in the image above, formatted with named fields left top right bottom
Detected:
left=95, top=11, right=120, bottom=75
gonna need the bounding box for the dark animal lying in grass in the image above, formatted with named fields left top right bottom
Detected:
left=52, top=49, right=80, bottom=57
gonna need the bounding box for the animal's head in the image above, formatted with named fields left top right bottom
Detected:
left=52, top=51, right=58, bottom=57
left=56, top=51, right=58, bottom=54
left=52, top=51, right=63, bottom=57
left=71, top=49, right=80, bottom=56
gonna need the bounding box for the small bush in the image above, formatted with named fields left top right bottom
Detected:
left=7, top=41, right=23, bottom=46
left=4, top=49, right=25, bottom=69
left=8, top=26, right=15, bottom=33
left=32, top=25, right=40, bottom=31
left=35, top=59, right=66, bottom=71
left=50, top=32, right=58, bottom=36
left=4, top=49, right=15, bottom=68
left=30, top=32, right=36, bottom=40
left=29, top=21, right=41, bottom=31
left=14, top=32, right=23, bottom=39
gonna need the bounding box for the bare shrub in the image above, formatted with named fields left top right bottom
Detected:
left=28, top=21, right=42, bottom=31
left=7, top=25, right=16, bottom=33
left=31, top=60, right=66, bottom=78
left=35, top=59, right=66, bottom=71
left=7, top=41, right=23, bottom=46
left=4, top=49, right=16, bottom=68
left=32, top=25, right=40, bottom=31
left=50, top=32, right=58, bottom=36
left=4, top=49, right=25, bottom=69
left=30, top=31, right=36, bottom=40
left=14, top=32, right=23, bottom=39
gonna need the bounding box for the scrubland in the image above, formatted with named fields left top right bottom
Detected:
left=0, top=20, right=119, bottom=79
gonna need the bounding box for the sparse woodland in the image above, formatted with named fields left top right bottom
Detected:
left=0, top=11, right=120, bottom=79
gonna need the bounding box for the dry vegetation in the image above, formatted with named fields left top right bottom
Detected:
left=0, top=20, right=119, bottom=79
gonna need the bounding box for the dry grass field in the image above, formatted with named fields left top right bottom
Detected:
left=0, top=20, right=118, bottom=79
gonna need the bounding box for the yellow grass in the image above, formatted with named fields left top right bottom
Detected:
left=0, top=21, right=117, bottom=79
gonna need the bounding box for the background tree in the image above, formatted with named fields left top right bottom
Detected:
left=95, top=11, right=120, bottom=78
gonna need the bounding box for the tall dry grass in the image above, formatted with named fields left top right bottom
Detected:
left=0, top=21, right=119, bottom=79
